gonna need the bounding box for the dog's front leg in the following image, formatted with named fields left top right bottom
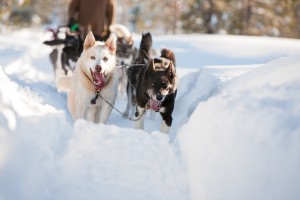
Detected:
left=124, top=84, right=132, bottom=116
left=160, top=112, right=172, bottom=134
left=87, top=105, right=100, bottom=123
left=134, top=106, right=146, bottom=130
left=99, top=100, right=114, bottom=124
left=75, top=101, right=85, bottom=120
left=75, top=96, right=90, bottom=120
left=160, top=120, right=170, bottom=134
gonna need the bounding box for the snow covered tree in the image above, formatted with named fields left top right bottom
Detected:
left=1, top=0, right=300, bottom=38
left=0, top=0, right=69, bottom=31
left=117, top=0, right=182, bottom=34
left=181, top=0, right=226, bottom=34
left=181, top=0, right=300, bottom=38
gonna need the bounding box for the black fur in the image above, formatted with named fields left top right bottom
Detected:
left=135, top=51, right=177, bottom=127
left=133, top=32, right=152, bottom=64
left=125, top=32, right=177, bottom=130
left=124, top=32, right=153, bottom=116
left=43, top=39, right=65, bottom=46
left=44, top=34, right=83, bottom=76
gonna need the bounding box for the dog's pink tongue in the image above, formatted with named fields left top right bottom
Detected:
left=150, top=100, right=161, bottom=112
left=93, top=71, right=105, bottom=90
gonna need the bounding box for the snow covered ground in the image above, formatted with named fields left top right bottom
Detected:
left=0, top=28, right=300, bottom=200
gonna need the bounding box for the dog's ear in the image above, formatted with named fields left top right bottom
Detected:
left=167, top=61, right=178, bottom=91
left=161, top=58, right=171, bottom=69
left=167, top=61, right=176, bottom=79
left=105, top=35, right=116, bottom=54
left=84, top=31, right=96, bottom=49
left=146, top=59, right=154, bottom=72
left=161, top=48, right=176, bottom=67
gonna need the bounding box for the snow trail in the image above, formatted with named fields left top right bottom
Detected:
left=1, top=28, right=300, bottom=200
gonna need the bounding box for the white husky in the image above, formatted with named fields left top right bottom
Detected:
left=57, top=31, right=118, bottom=124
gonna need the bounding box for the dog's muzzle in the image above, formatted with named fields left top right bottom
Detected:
left=156, top=94, right=165, bottom=102
left=90, top=66, right=106, bottom=91
left=149, top=99, right=162, bottom=112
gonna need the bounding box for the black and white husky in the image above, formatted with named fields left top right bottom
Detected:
left=128, top=47, right=178, bottom=134
left=43, top=29, right=83, bottom=81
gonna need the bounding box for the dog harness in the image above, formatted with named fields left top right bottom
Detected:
left=90, top=90, right=100, bottom=104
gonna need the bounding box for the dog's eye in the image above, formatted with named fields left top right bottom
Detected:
left=90, top=56, right=95, bottom=60
left=162, top=83, right=168, bottom=89
left=103, top=57, right=108, bottom=62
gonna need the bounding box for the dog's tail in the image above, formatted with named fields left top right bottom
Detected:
left=135, top=32, right=152, bottom=64
left=43, top=39, right=65, bottom=46
left=56, top=75, right=71, bottom=92
left=109, top=24, right=131, bottom=40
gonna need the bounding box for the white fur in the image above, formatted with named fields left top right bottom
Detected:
left=59, top=32, right=118, bottom=124
left=134, top=106, right=147, bottom=130
left=55, top=45, right=65, bottom=78
left=160, top=120, right=170, bottom=134
left=56, top=75, right=71, bottom=92
left=109, top=24, right=132, bottom=40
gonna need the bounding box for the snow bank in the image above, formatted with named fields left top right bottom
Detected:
left=0, top=66, right=187, bottom=200
left=1, top=28, right=300, bottom=200
left=179, top=56, right=300, bottom=200
left=0, top=65, right=70, bottom=200
left=0, top=28, right=54, bottom=82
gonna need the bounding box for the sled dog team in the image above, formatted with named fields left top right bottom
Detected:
left=51, top=24, right=178, bottom=134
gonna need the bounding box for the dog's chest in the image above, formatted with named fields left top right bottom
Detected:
left=90, top=90, right=114, bottom=106
left=90, top=75, right=118, bottom=106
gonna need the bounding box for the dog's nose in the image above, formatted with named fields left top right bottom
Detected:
left=95, top=65, right=102, bottom=72
left=156, top=94, right=164, bottom=101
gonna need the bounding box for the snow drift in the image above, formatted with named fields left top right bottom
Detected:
left=1, top=28, right=300, bottom=200
left=179, top=56, right=300, bottom=200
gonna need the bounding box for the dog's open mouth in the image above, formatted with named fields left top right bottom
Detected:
left=90, top=68, right=106, bottom=90
left=149, top=100, right=161, bottom=112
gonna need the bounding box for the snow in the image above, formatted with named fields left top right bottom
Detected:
left=1, top=28, right=300, bottom=200
left=179, top=55, right=300, bottom=200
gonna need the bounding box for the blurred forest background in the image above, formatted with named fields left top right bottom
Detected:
left=1, top=0, right=300, bottom=38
